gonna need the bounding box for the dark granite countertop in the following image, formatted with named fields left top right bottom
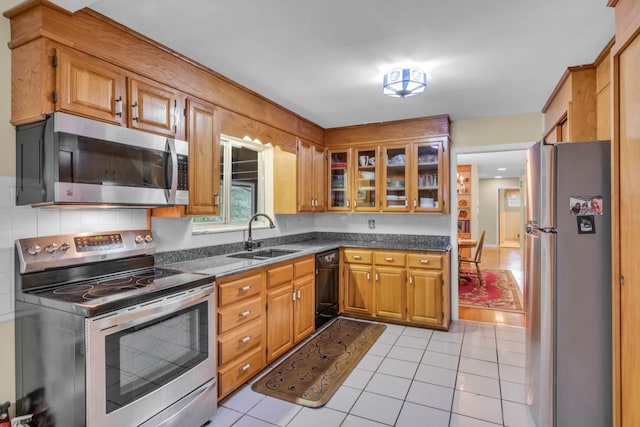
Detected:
left=158, top=232, right=450, bottom=280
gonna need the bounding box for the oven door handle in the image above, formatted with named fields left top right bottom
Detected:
left=89, top=285, right=214, bottom=333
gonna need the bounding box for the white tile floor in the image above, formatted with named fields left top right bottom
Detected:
left=210, top=319, right=537, bottom=427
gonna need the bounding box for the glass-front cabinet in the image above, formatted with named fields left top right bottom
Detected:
left=327, top=138, right=448, bottom=213
left=354, top=147, right=378, bottom=211
left=412, top=141, right=444, bottom=212
left=328, top=149, right=351, bottom=210
left=382, top=145, right=410, bottom=212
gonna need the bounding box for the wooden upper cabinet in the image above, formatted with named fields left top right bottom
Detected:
left=412, top=140, right=446, bottom=212
left=353, top=146, right=379, bottom=212
left=328, top=148, right=352, bottom=211
left=312, top=144, right=327, bottom=211
left=542, top=66, right=597, bottom=142
left=297, top=139, right=325, bottom=212
left=381, top=144, right=410, bottom=212
left=56, top=48, right=126, bottom=125
left=184, top=98, right=220, bottom=216
left=128, top=76, right=181, bottom=138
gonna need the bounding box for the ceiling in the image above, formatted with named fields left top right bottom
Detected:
left=457, top=150, right=527, bottom=180
left=50, top=0, right=615, bottom=129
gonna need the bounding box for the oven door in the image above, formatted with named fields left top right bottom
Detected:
left=86, top=284, right=216, bottom=427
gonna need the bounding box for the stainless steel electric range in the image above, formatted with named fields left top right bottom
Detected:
left=14, top=229, right=217, bottom=427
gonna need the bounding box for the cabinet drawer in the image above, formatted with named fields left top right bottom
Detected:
left=218, top=296, right=263, bottom=334
left=343, top=249, right=373, bottom=264
left=218, top=273, right=263, bottom=307
left=374, top=251, right=406, bottom=267
left=218, top=318, right=263, bottom=366
left=218, top=346, right=264, bottom=400
left=407, top=253, right=443, bottom=270
left=294, top=256, right=315, bottom=278
left=267, top=264, right=294, bottom=289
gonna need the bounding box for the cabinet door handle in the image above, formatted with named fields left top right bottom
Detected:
left=346, top=200, right=350, bottom=207
left=239, top=285, right=251, bottom=292
left=413, top=199, right=417, bottom=208
left=409, top=276, right=413, bottom=285
left=375, top=273, right=379, bottom=281
left=239, top=363, right=251, bottom=373
left=353, top=255, right=362, bottom=260
left=297, top=288, right=301, bottom=299
left=385, top=257, right=394, bottom=261
left=213, top=194, right=220, bottom=207
left=420, top=259, right=430, bottom=264
left=367, top=272, right=370, bottom=280
left=354, top=200, right=357, bottom=208
left=292, top=291, right=297, bottom=302
left=132, top=101, right=139, bottom=122
left=238, top=310, right=251, bottom=318
left=239, top=336, right=251, bottom=344
left=115, top=96, right=123, bottom=117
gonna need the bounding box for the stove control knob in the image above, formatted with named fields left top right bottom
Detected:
left=144, top=234, right=153, bottom=243
left=60, top=243, right=70, bottom=251
left=45, top=243, right=59, bottom=254
left=134, top=235, right=144, bottom=244
left=27, top=245, right=41, bottom=256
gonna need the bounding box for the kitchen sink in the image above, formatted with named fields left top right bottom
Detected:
left=227, top=248, right=300, bottom=260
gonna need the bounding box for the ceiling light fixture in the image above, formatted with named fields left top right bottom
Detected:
left=497, top=167, right=507, bottom=171
left=383, top=67, right=427, bottom=97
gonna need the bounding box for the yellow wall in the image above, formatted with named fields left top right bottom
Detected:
left=1, top=0, right=20, bottom=411
left=451, top=112, right=543, bottom=147
left=1, top=0, right=17, bottom=177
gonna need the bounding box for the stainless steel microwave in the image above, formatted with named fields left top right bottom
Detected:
left=16, top=112, right=189, bottom=207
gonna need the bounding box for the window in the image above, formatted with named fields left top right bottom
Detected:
left=193, top=136, right=272, bottom=231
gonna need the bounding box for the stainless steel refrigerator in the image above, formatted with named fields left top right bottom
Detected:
left=525, top=140, right=612, bottom=427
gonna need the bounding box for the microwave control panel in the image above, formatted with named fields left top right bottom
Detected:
left=178, top=154, right=188, bottom=190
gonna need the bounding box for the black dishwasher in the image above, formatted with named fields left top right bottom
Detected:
left=315, top=249, right=339, bottom=328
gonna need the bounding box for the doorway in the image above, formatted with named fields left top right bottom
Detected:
left=498, top=187, right=521, bottom=248
left=452, top=144, right=532, bottom=326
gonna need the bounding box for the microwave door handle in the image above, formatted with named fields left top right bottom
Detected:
left=166, top=138, right=178, bottom=204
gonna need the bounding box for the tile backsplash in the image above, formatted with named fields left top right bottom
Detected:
left=0, top=176, right=148, bottom=322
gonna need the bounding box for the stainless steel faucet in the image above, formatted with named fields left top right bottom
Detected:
left=246, top=213, right=276, bottom=251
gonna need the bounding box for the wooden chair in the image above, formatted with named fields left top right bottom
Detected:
left=459, top=230, right=486, bottom=287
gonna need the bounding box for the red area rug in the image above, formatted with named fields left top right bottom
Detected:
left=459, top=268, right=524, bottom=312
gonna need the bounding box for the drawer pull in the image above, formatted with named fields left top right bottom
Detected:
left=239, top=310, right=251, bottom=318
left=239, top=363, right=251, bottom=373
left=420, top=259, right=430, bottom=264
left=385, top=257, right=394, bottom=261
left=239, top=285, right=251, bottom=292
left=353, top=255, right=362, bottom=260
left=239, top=336, right=251, bottom=344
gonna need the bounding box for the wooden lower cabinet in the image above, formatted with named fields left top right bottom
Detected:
left=407, top=252, right=445, bottom=327
left=216, top=255, right=316, bottom=400
left=375, top=266, right=405, bottom=320
left=216, top=270, right=266, bottom=401
left=266, top=255, right=316, bottom=363
left=341, top=248, right=450, bottom=330
left=293, top=257, right=316, bottom=343
left=343, top=263, right=374, bottom=315
left=407, top=269, right=443, bottom=326
left=218, top=347, right=264, bottom=400
left=266, top=264, right=295, bottom=362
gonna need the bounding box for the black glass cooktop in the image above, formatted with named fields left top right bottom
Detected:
left=28, top=267, right=212, bottom=316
